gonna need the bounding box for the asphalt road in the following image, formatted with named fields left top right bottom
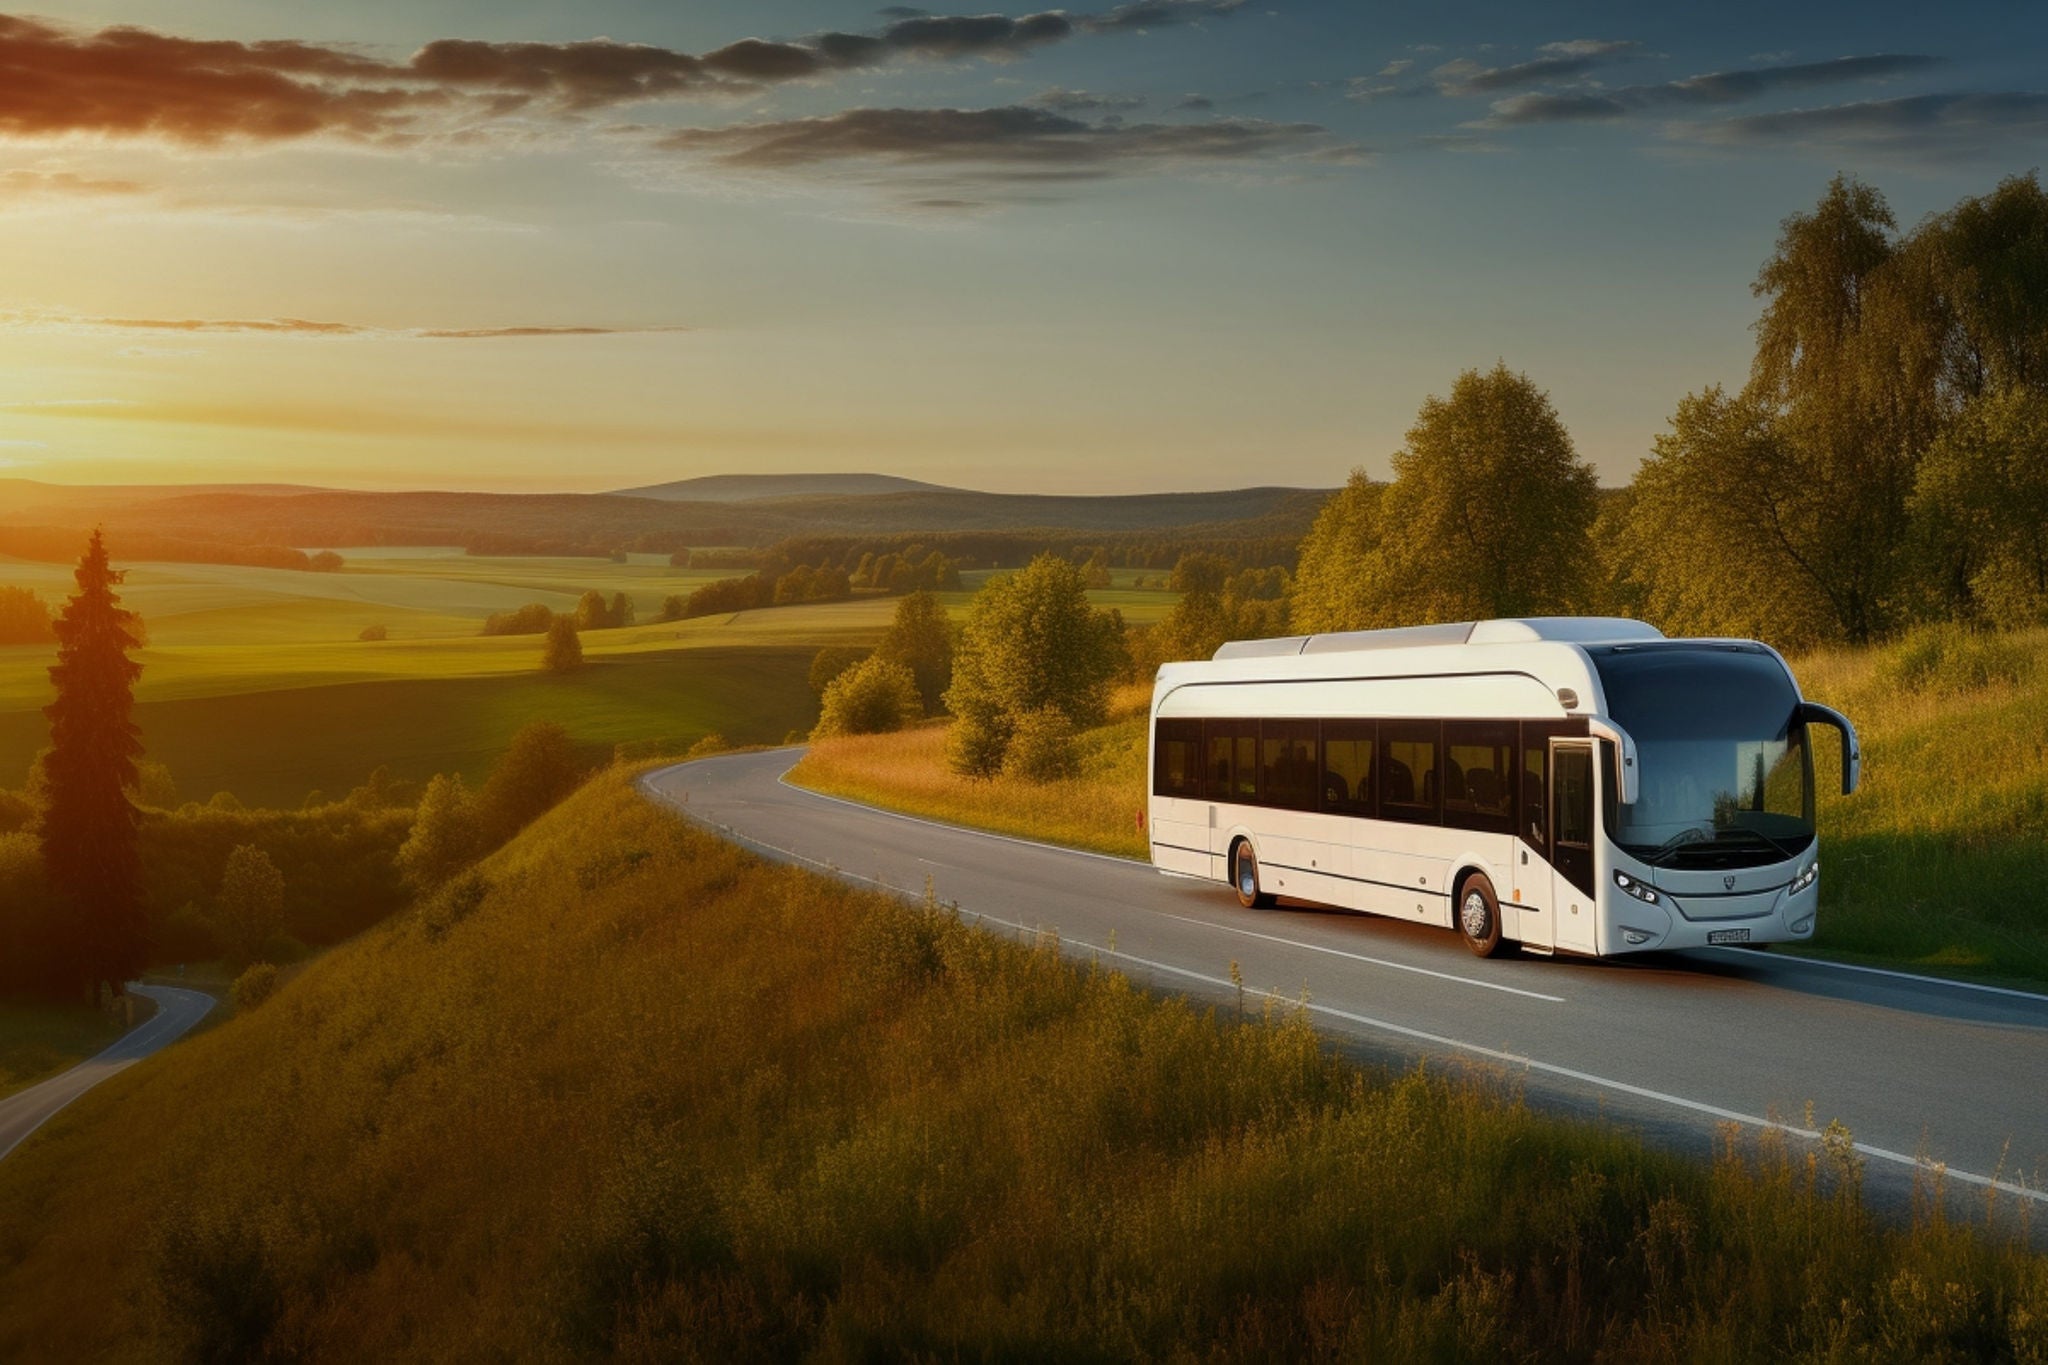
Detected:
left=0, top=984, right=215, bottom=1163
left=644, top=750, right=2048, bottom=1217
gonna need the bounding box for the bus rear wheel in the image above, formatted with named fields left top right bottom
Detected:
left=1232, top=841, right=1276, bottom=909
left=1457, top=874, right=1507, bottom=958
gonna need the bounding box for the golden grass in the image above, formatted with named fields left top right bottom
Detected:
left=0, top=996, right=143, bottom=1100
left=0, top=765, right=2041, bottom=1361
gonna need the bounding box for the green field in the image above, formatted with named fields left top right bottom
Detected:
left=0, top=551, right=1174, bottom=806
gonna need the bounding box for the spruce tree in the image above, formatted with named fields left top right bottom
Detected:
left=40, top=530, right=147, bottom=1000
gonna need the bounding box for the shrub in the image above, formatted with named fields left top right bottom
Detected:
left=814, top=657, right=923, bottom=738
left=478, top=722, right=585, bottom=842
left=542, top=618, right=583, bottom=673
left=357, top=624, right=388, bottom=642
left=231, top=962, right=279, bottom=1011
left=683, top=733, right=729, bottom=760
left=396, top=774, right=485, bottom=892
left=1001, top=707, right=1079, bottom=783
left=213, top=844, right=286, bottom=969
left=307, top=551, right=344, bottom=572
left=807, top=646, right=870, bottom=696
left=0, top=585, right=55, bottom=645
left=656, top=595, right=686, bottom=623
left=482, top=602, right=555, bottom=636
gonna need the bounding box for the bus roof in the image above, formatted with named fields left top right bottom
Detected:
left=1210, top=617, right=1664, bottom=660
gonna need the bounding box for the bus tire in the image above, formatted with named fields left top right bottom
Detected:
left=1456, top=873, right=1507, bottom=958
left=1231, top=841, right=1276, bottom=909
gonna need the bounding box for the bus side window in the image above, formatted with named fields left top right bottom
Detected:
left=1153, top=719, right=1202, bottom=799
left=1521, top=732, right=1548, bottom=852
left=1320, top=720, right=1374, bottom=817
left=1380, top=721, right=1440, bottom=824
left=1204, top=722, right=1234, bottom=801
left=1444, top=721, right=1515, bottom=834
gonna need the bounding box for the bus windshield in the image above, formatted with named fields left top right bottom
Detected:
left=1589, top=645, right=1815, bottom=868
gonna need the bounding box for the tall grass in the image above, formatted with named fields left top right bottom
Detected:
left=798, top=631, right=2048, bottom=985
left=0, top=766, right=2040, bottom=1361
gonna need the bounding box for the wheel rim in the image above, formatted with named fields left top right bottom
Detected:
left=1460, top=889, right=1490, bottom=940
left=1238, top=854, right=1256, bottom=898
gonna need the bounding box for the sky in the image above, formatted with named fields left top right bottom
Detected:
left=0, top=0, right=2043, bottom=495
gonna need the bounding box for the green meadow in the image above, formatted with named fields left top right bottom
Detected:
left=0, top=551, right=1174, bottom=808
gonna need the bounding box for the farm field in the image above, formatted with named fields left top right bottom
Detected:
left=0, top=552, right=1175, bottom=806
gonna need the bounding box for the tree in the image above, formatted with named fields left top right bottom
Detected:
left=1002, top=707, right=1078, bottom=783
left=943, top=554, right=1125, bottom=776
left=657, top=595, right=686, bottom=622
left=1290, top=472, right=1388, bottom=633
left=1290, top=366, right=1597, bottom=633
left=0, top=586, right=54, bottom=645
left=1911, top=388, right=2048, bottom=628
left=307, top=551, right=344, bottom=572
left=213, top=844, right=285, bottom=968
left=813, top=656, right=923, bottom=738
left=607, top=592, right=635, bottom=628
left=397, top=773, right=485, bottom=891
left=808, top=646, right=870, bottom=696
left=543, top=618, right=583, bottom=673
left=573, top=590, right=612, bottom=630
left=478, top=721, right=584, bottom=842
left=39, top=530, right=147, bottom=1000
left=482, top=603, right=554, bottom=636
left=876, top=590, right=953, bottom=714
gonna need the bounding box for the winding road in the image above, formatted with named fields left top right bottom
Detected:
left=0, top=984, right=215, bottom=1163
left=644, top=750, right=2048, bottom=1214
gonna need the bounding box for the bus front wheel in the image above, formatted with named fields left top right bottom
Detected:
left=1232, top=842, right=1276, bottom=909
left=1457, top=874, right=1507, bottom=958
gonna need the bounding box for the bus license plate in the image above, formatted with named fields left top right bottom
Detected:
left=1708, top=929, right=1751, bottom=945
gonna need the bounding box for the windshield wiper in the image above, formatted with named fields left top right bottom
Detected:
left=1632, top=826, right=1709, bottom=867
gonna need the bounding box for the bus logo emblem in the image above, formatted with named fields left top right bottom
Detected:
left=1724, top=875, right=1736, bottom=890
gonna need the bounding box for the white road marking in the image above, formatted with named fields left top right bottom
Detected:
left=1161, top=913, right=1567, bottom=1003
left=643, top=764, right=2048, bottom=1207
left=1704, top=946, right=2048, bottom=1005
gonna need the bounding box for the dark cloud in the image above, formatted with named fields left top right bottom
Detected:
left=0, top=4, right=1254, bottom=148
left=652, top=105, right=1346, bottom=179
left=1475, top=53, right=1948, bottom=126
left=1082, top=0, right=1247, bottom=33
left=1670, top=91, right=2048, bottom=155
left=1176, top=94, right=1215, bottom=111
left=1434, top=39, right=1640, bottom=96
left=1032, top=87, right=1147, bottom=112
left=876, top=6, right=930, bottom=16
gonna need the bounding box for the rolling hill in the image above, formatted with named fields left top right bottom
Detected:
left=612, top=472, right=961, bottom=501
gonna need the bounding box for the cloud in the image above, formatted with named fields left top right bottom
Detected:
left=1434, top=39, right=1640, bottom=96
left=1668, top=91, right=2048, bottom=156
left=1, top=311, right=690, bottom=339
left=1176, top=94, right=1215, bottom=111
left=650, top=105, right=1348, bottom=180
left=0, top=5, right=1255, bottom=148
left=1081, top=0, right=1247, bottom=33
left=0, top=167, right=148, bottom=198
left=1031, top=87, right=1147, bottom=113
left=1475, top=53, right=1946, bottom=126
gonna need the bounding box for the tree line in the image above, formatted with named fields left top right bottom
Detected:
left=1289, top=173, right=2048, bottom=651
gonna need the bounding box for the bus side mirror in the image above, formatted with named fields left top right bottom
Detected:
left=1586, top=718, right=1640, bottom=805
left=1798, top=702, right=1861, bottom=796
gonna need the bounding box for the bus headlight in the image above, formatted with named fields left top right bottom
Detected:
left=1789, top=860, right=1819, bottom=895
left=1613, top=870, right=1660, bottom=904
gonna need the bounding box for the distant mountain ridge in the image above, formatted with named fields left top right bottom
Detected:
left=614, top=473, right=962, bottom=502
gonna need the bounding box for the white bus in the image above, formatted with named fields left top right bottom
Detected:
left=1147, top=617, right=1860, bottom=958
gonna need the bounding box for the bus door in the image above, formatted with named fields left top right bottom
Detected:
left=1550, top=740, right=1599, bottom=954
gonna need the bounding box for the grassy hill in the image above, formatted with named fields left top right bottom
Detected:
left=794, top=627, right=2048, bottom=987
left=0, top=765, right=2039, bottom=1361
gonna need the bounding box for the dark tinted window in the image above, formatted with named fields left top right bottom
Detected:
left=1555, top=745, right=1593, bottom=848
left=1520, top=725, right=1549, bottom=852
left=1380, top=720, right=1440, bottom=824
left=1320, top=720, right=1375, bottom=816
left=1261, top=720, right=1318, bottom=810
left=1443, top=721, right=1514, bottom=833
left=1207, top=720, right=1258, bottom=804
left=1153, top=719, right=1203, bottom=799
